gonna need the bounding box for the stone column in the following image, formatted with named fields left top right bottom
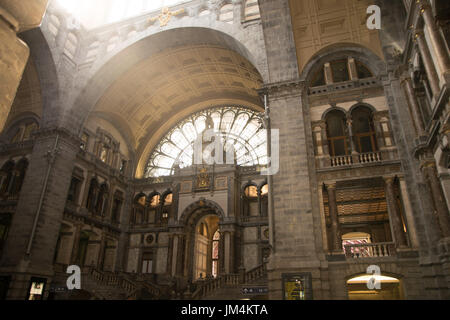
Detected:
left=176, top=234, right=186, bottom=277
left=0, top=129, right=79, bottom=299
left=97, top=232, right=106, bottom=270
left=384, top=177, right=408, bottom=247
left=348, top=57, right=358, bottom=80
left=401, top=77, right=426, bottom=136
left=320, top=121, right=330, bottom=156
left=167, top=234, right=174, bottom=276
left=313, top=125, right=324, bottom=156
left=0, top=1, right=49, bottom=131
left=346, top=115, right=359, bottom=164
left=228, top=231, right=235, bottom=274
left=415, top=30, right=441, bottom=97
left=114, top=188, right=133, bottom=272
left=422, top=161, right=450, bottom=238
left=325, top=183, right=341, bottom=252
left=81, top=170, right=94, bottom=209
left=398, top=176, right=420, bottom=248
left=324, top=62, right=333, bottom=84
left=420, top=2, right=450, bottom=74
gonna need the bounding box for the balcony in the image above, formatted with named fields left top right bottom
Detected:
left=344, top=242, right=396, bottom=259
left=309, top=77, right=380, bottom=96
left=317, top=148, right=399, bottom=171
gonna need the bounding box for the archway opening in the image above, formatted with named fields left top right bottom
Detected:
left=347, top=274, right=403, bottom=300
left=193, top=214, right=220, bottom=281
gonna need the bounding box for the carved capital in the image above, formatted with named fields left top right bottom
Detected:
left=259, top=80, right=306, bottom=100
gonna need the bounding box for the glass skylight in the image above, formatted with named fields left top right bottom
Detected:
left=145, top=106, right=268, bottom=178
left=57, top=0, right=191, bottom=29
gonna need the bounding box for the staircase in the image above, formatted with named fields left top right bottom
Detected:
left=52, top=265, right=162, bottom=300
left=51, top=263, right=267, bottom=300
left=188, top=264, right=268, bottom=300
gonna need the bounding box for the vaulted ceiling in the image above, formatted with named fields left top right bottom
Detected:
left=90, top=44, right=264, bottom=176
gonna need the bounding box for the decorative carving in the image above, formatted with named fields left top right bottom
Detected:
left=149, top=7, right=185, bottom=27
left=196, top=167, right=211, bottom=190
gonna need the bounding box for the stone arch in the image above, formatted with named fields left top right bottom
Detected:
left=241, top=181, right=258, bottom=194
left=66, top=26, right=267, bottom=136
left=349, top=102, right=377, bottom=115
left=321, top=106, right=348, bottom=121
left=178, top=199, right=225, bottom=226
left=19, top=28, right=61, bottom=129
left=179, top=199, right=225, bottom=280
left=300, top=42, right=386, bottom=85
left=1, top=113, right=41, bottom=143
left=344, top=263, right=404, bottom=283
left=257, top=180, right=268, bottom=191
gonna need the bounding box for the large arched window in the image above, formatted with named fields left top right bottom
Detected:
left=326, top=110, right=349, bottom=156
left=145, top=106, right=267, bottom=178
left=351, top=106, right=378, bottom=153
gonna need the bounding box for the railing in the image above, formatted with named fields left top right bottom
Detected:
left=319, top=150, right=390, bottom=170
left=86, top=267, right=139, bottom=297
left=191, top=274, right=240, bottom=299
left=330, top=155, right=353, bottom=167
left=359, top=152, right=381, bottom=164
left=344, top=242, right=396, bottom=259
left=190, top=263, right=267, bottom=300
left=309, top=77, right=380, bottom=96
left=245, top=264, right=267, bottom=283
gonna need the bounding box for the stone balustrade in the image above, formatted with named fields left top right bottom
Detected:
left=344, top=242, right=396, bottom=259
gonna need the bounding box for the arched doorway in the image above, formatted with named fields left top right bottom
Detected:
left=193, top=215, right=220, bottom=281
left=180, top=199, right=226, bottom=281
left=347, top=273, right=403, bottom=300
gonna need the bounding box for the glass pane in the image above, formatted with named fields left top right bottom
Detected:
left=183, top=122, right=197, bottom=142
left=212, top=241, right=219, bottom=259
left=164, top=193, right=173, bottom=205
left=150, top=195, right=160, bottom=207
left=332, top=139, right=347, bottom=156
left=160, top=142, right=180, bottom=158
left=146, top=107, right=267, bottom=177
left=171, top=130, right=189, bottom=149
left=359, top=136, right=374, bottom=153
left=245, top=186, right=258, bottom=198
left=261, top=184, right=268, bottom=196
